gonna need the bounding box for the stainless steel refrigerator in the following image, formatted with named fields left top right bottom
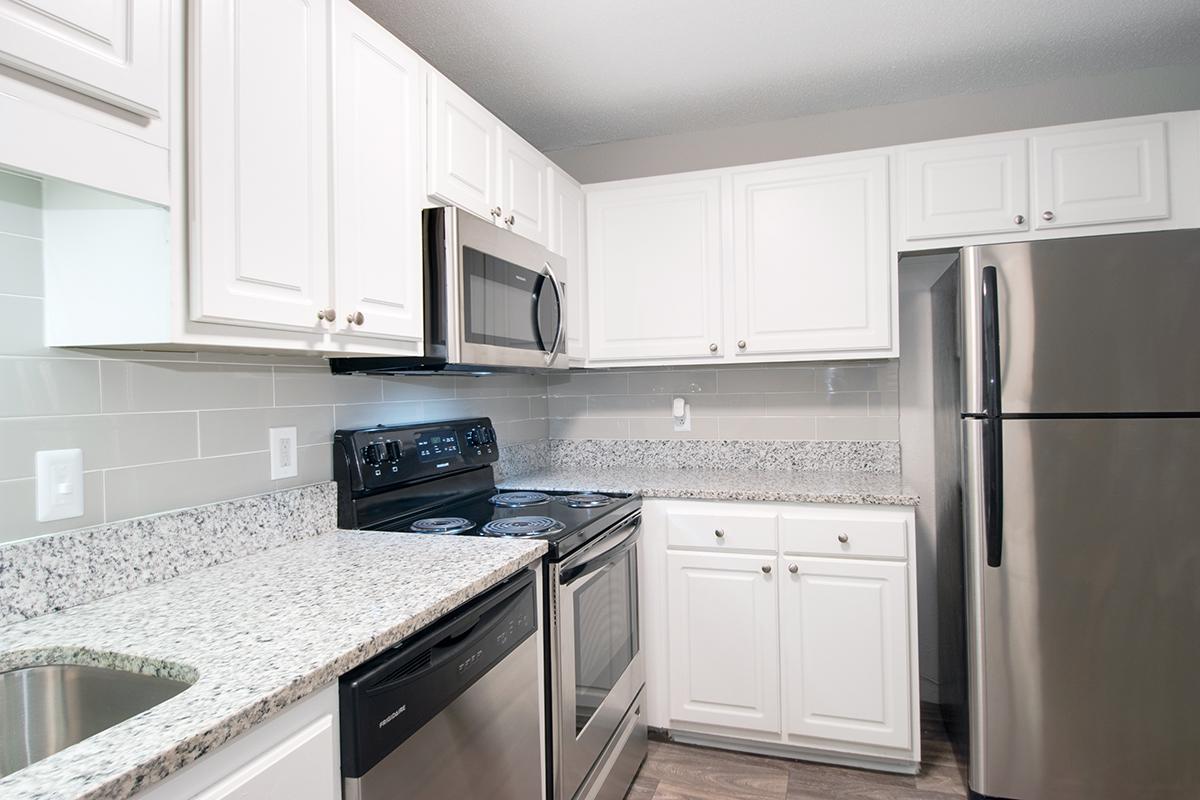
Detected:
left=956, top=230, right=1200, bottom=800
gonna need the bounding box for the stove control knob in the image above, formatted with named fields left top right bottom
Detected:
left=364, top=442, right=387, bottom=465
left=386, top=441, right=403, bottom=462
left=465, top=428, right=480, bottom=447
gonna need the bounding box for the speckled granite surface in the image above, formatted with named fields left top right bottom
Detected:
left=501, top=467, right=918, bottom=506
left=495, top=439, right=551, bottom=481
left=0, top=483, right=337, bottom=625
left=549, top=438, right=901, bottom=474
left=0, top=530, right=546, bottom=800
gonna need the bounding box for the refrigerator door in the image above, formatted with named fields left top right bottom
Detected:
left=963, top=416, right=1200, bottom=800
left=960, top=230, right=1200, bottom=415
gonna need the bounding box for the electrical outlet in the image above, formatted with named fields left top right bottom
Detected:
left=269, top=426, right=299, bottom=480
left=36, top=448, right=84, bottom=522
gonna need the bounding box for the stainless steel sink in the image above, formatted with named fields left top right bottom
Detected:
left=0, top=664, right=192, bottom=777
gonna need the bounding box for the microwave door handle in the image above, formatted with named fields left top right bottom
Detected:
left=541, top=260, right=566, bottom=364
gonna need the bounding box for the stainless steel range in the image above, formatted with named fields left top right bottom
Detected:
left=334, top=417, right=647, bottom=800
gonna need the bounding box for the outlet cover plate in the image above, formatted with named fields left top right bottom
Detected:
left=36, top=448, right=84, bottom=522
left=269, top=426, right=299, bottom=480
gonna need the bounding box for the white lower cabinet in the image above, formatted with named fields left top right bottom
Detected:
left=644, top=499, right=919, bottom=770
left=666, top=550, right=780, bottom=734
left=140, top=684, right=339, bottom=800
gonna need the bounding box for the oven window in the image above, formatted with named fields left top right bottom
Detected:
left=573, top=547, right=639, bottom=735
left=462, top=247, right=558, bottom=351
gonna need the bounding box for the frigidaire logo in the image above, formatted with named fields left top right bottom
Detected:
left=378, top=705, right=407, bottom=729
left=458, top=649, right=484, bottom=672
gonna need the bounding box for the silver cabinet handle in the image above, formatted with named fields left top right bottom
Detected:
left=714, top=529, right=725, bottom=538
left=1013, top=214, right=1025, bottom=225
left=346, top=311, right=364, bottom=326
left=504, top=214, right=516, bottom=226
left=317, top=307, right=335, bottom=322
left=788, top=563, right=799, bottom=574
left=490, top=206, right=502, bottom=219
left=761, top=564, right=772, bottom=574
left=708, top=343, right=718, bottom=352
left=737, top=340, right=747, bottom=350
left=837, top=533, right=849, bottom=544
left=1042, top=211, right=1055, bottom=221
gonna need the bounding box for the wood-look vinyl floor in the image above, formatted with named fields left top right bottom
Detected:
left=625, top=706, right=967, bottom=800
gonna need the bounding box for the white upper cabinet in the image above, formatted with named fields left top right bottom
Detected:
left=330, top=0, right=423, bottom=346
left=500, top=128, right=550, bottom=246
left=428, top=72, right=500, bottom=222
left=190, top=0, right=331, bottom=331
left=902, top=138, right=1029, bottom=240
left=549, top=166, right=587, bottom=363
left=1032, top=120, right=1169, bottom=229
left=780, top=557, right=911, bottom=750
left=586, top=177, right=724, bottom=362
left=731, top=155, right=891, bottom=357
left=667, top=550, right=781, bottom=734
left=0, top=0, right=167, bottom=117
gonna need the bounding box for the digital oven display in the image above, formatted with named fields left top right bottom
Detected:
left=415, top=430, right=460, bottom=463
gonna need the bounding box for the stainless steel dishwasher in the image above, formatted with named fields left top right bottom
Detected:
left=340, top=568, right=542, bottom=800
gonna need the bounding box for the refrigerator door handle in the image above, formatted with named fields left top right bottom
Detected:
left=981, top=265, right=1002, bottom=417
left=982, top=416, right=1004, bottom=567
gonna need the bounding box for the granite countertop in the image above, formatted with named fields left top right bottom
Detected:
left=501, top=467, right=919, bottom=506
left=0, top=531, right=547, bottom=800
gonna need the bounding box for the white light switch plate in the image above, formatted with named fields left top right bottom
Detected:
left=36, top=448, right=84, bottom=522
left=270, top=426, right=299, bottom=480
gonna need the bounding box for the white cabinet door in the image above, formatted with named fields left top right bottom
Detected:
left=193, top=716, right=337, bottom=800
left=902, top=138, right=1029, bottom=240
left=1032, top=120, right=1169, bottom=229
left=331, top=0, right=423, bottom=344
left=190, top=0, right=331, bottom=331
left=667, top=550, right=780, bottom=733
left=781, top=557, right=911, bottom=749
left=500, top=128, right=549, bottom=246
left=586, top=177, right=724, bottom=362
left=550, top=167, right=587, bottom=362
left=731, top=155, right=891, bottom=356
left=0, top=0, right=167, bottom=117
left=428, top=72, right=499, bottom=221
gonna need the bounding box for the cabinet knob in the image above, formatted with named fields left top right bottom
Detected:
left=504, top=214, right=516, bottom=226
left=837, top=533, right=850, bottom=544
left=491, top=206, right=502, bottom=219
left=1042, top=210, right=1055, bottom=222
left=317, top=307, right=335, bottom=322
left=1013, top=214, right=1025, bottom=225
left=761, top=564, right=772, bottom=574
left=788, top=563, right=799, bottom=574
left=714, top=529, right=725, bottom=538
left=347, top=311, right=364, bottom=326
left=709, top=343, right=718, bottom=352
left=737, top=340, right=747, bottom=350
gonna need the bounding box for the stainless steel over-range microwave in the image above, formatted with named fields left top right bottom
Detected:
left=330, top=206, right=568, bottom=375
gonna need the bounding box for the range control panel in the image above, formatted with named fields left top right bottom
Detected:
left=334, top=417, right=499, bottom=493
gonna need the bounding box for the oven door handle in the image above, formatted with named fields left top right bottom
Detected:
left=559, top=514, right=641, bottom=585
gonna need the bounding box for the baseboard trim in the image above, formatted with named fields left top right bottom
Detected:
left=655, top=728, right=920, bottom=776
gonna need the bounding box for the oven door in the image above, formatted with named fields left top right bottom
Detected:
left=551, top=514, right=645, bottom=800
left=448, top=208, right=567, bottom=370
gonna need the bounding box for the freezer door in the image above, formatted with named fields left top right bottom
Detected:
left=963, top=417, right=1200, bottom=800
left=961, top=230, right=1200, bottom=415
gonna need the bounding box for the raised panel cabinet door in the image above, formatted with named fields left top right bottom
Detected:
left=331, top=0, right=423, bottom=344
left=500, top=129, right=549, bottom=246
left=781, top=557, right=911, bottom=750
left=732, top=155, right=891, bottom=356
left=550, top=167, right=587, bottom=362
left=191, top=0, right=331, bottom=331
left=0, top=0, right=167, bottom=117
left=666, top=550, right=780, bottom=733
left=428, top=72, right=499, bottom=221
left=902, top=138, right=1030, bottom=240
left=1032, top=120, right=1169, bottom=229
left=192, top=715, right=338, bottom=800
left=586, top=178, right=724, bottom=362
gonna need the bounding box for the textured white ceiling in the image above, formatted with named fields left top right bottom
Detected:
left=352, top=0, right=1200, bottom=151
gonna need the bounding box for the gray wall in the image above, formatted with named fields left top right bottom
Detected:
left=548, top=63, right=1200, bottom=183
left=548, top=363, right=898, bottom=441
left=0, top=170, right=549, bottom=545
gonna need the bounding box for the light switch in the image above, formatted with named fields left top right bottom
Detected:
left=35, top=448, right=84, bottom=522
left=270, top=426, right=299, bottom=480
